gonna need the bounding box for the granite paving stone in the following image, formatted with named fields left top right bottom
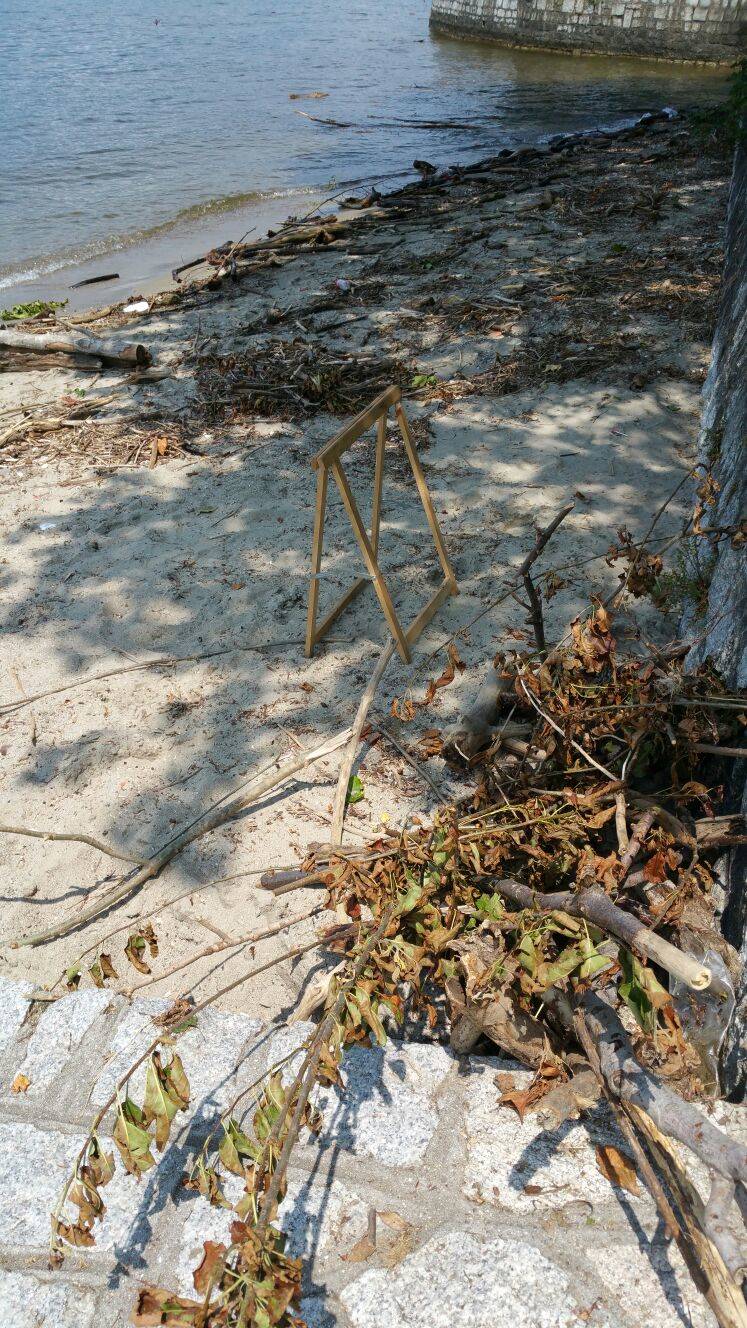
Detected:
left=10, top=989, right=112, bottom=1097
left=339, top=1230, right=593, bottom=1328
left=0, top=1270, right=99, bottom=1328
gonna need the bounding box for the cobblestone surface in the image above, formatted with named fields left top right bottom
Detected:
left=0, top=978, right=735, bottom=1325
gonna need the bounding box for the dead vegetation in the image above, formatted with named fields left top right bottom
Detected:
left=1, top=111, right=744, bottom=1328
left=31, top=506, right=746, bottom=1328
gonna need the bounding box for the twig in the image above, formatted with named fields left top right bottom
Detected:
left=619, top=808, right=656, bottom=876
left=559, top=993, right=747, bottom=1328
left=692, top=743, right=747, bottom=760
left=611, top=470, right=693, bottom=607
left=614, top=792, right=629, bottom=854
left=520, top=503, right=575, bottom=655
left=582, top=993, right=747, bottom=1186
left=330, top=641, right=397, bottom=846
left=13, top=727, right=352, bottom=948
left=51, top=934, right=323, bottom=1252
left=489, top=876, right=712, bottom=990
left=255, top=903, right=396, bottom=1235
left=0, top=639, right=317, bottom=715
left=372, top=725, right=448, bottom=803
left=518, top=674, right=618, bottom=782
left=125, top=905, right=322, bottom=994
left=0, top=822, right=147, bottom=866
left=49, top=867, right=269, bottom=992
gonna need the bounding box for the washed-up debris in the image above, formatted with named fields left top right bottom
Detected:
left=0, top=326, right=152, bottom=369
left=196, top=336, right=406, bottom=422
left=70, top=272, right=120, bottom=288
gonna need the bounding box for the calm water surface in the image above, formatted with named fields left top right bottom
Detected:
left=1, top=0, right=725, bottom=293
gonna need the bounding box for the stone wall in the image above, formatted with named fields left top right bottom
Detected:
left=686, top=141, right=746, bottom=1098
left=429, top=0, right=745, bottom=64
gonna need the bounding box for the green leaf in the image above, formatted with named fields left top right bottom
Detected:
left=518, top=933, right=538, bottom=977
left=346, top=775, right=364, bottom=806
left=475, top=892, right=505, bottom=921
left=618, top=949, right=669, bottom=1033
left=411, top=373, right=437, bottom=388
left=1, top=299, right=67, bottom=321
left=113, top=1098, right=155, bottom=1174
left=218, top=1118, right=258, bottom=1175
left=395, top=881, right=424, bottom=916
left=65, top=963, right=82, bottom=990
left=143, top=1052, right=189, bottom=1149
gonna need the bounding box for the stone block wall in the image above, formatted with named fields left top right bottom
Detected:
left=429, top=0, right=745, bottom=64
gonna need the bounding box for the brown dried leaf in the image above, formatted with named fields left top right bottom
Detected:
left=596, top=1144, right=639, bottom=1196
left=132, top=1287, right=202, bottom=1326
left=378, top=1210, right=410, bottom=1231
left=52, top=1217, right=95, bottom=1249
left=192, top=1239, right=227, bottom=1295
left=11, top=1072, right=30, bottom=1094
left=340, top=1232, right=376, bottom=1263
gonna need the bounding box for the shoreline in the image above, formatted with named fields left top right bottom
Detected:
left=0, top=97, right=720, bottom=319
left=0, top=105, right=732, bottom=1011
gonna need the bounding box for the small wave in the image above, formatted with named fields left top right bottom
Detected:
left=0, top=183, right=323, bottom=290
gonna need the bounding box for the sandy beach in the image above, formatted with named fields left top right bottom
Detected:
left=0, top=110, right=731, bottom=1017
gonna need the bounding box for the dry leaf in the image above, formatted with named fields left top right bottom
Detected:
left=11, top=1072, right=30, bottom=1094
left=193, top=1239, right=227, bottom=1294
left=340, top=1232, right=376, bottom=1263
left=596, top=1144, right=639, bottom=1196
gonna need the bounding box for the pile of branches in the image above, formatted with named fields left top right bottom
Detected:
left=49, top=612, right=747, bottom=1326
left=44, top=519, right=746, bottom=1326
left=195, top=336, right=406, bottom=423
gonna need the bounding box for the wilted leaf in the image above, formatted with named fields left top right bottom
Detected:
left=596, top=1144, right=639, bottom=1196
left=143, top=1052, right=190, bottom=1149
left=87, top=1136, right=115, bottom=1188
left=340, top=1231, right=376, bottom=1263
left=65, top=963, right=82, bottom=990
left=52, top=1216, right=95, bottom=1249
left=218, top=1118, right=258, bottom=1175
left=11, top=1072, right=30, bottom=1094
left=132, top=1287, right=202, bottom=1326
left=422, top=643, right=465, bottom=707
left=184, top=1157, right=230, bottom=1208
left=378, top=1210, right=410, bottom=1231
left=89, top=953, right=118, bottom=987
left=125, top=935, right=151, bottom=975
left=113, top=1098, right=155, bottom=1175
left=152, top=997, right=197, bottom=1035
left=192, top=1239, right=227, bottom=1295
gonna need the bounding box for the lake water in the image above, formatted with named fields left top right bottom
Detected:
left=1, top=0, right=725, bottom=303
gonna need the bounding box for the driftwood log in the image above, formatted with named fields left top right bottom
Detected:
left=0, top=327, right=152, bottom=368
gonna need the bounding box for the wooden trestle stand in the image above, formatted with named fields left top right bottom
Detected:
left=305, top=386, right=457, bottom=664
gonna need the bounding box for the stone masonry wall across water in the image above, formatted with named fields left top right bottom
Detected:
left=430, top=0, right=745, bottom=65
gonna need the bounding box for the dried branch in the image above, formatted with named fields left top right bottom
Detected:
left=520, top=503, right=575, bottom=654
left=255, top=903, right=396, bottom=1235
left=0, top=822, right=147, bottom=866
left=13, top=727, right=352, bottom=948
left=489, top=877, right=712, bottom=991
left=125, top=905, right=322, bottom=994
left=330, top=641, right=397, bottom=846
left=518, top=674, right=618, bottom=782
